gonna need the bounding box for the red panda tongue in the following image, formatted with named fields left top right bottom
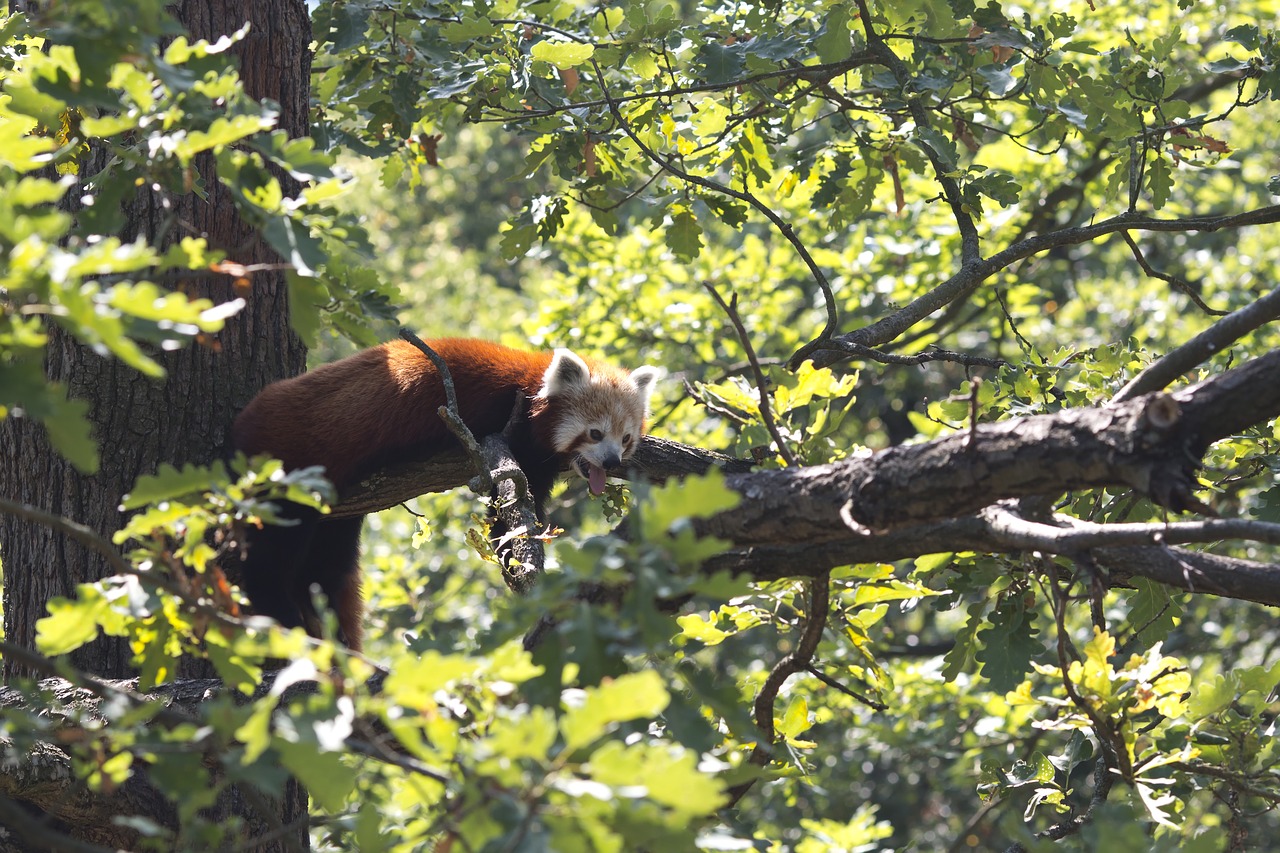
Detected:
left=588, top=464, right=607, bottom=496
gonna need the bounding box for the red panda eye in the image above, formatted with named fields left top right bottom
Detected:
left=589, top=429, right=604, bottom=441
left=623, top=434, right=632, bottom=445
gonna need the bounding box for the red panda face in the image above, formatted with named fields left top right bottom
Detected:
left=537, top=349, right=659, bottom=495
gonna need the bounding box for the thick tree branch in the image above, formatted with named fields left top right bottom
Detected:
left=702, top=349, right=1280, bottom=544
left=703, top=524, right=1280, bottom=607
left=330, top=436, right=753, bottom=519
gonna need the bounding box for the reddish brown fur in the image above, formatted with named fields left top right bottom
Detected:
left=231, top=338, right=640, bottom=650
left=235, top=338, right=583, bottom=489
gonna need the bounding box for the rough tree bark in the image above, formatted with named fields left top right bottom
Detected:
left=0, top=0, right=312, bottom=849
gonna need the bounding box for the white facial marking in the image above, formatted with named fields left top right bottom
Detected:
left=540, top=352, right=660, bottom=488
left=630, top=365, right=660, bottom=416
left=539, top=349, right=591, bottom=399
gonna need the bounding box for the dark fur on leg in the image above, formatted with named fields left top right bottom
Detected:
left=237, top=501, right=322, bottom=635
left=302, top=515, right=366, bottom=650
left=238, top=504, right=366, bottom=650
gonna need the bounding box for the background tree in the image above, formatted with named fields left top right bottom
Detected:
left=1, top=0, right=1279, bottom=851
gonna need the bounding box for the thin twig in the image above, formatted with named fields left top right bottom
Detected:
left=1120, top=231, right=1227, bottom=316
left=703, top=282, right=798, bottom=467
left=850, top=0, right=981, bottom=266
left=588, top=55, right=840, bottom=346
left=397, top=328, right=493, bottom=493
left=1003, top=758, right=1115, bottom=852
left=966, top=377, right=982, bottom=452
left=723, top=572, right=830, bottom=808
left=804, top=204, right=1280, bottom=369
left=812, top=339, right=1007, bottom=369
left=803, top=664, right=887, bottom=711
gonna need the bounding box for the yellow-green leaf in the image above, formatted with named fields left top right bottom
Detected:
left=36, top=592, right=109, bottom=655
left=561, top=670, right=670, bottom=750
left=531, top=41, right=595, bottom=70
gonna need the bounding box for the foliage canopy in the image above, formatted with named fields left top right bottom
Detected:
left=2, top=0, right=1280, bottom=850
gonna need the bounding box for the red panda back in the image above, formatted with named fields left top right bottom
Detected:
left=232, top=338, right=557, bottom=489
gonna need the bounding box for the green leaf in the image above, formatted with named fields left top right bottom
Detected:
left=275, top=740, right=357, bottom=811
left=9, top=175, right=71, bottom=207
left=42, top=395, right=99, bottom=474
left=254, top=131, right=337, bottom=182
left=676, top=612, right=732, bottom=646
left=975, top=598, right=1041, bottom=693
left=36, top=591, right=110, bottom=655
left=816, top=8, right=852, bottom=64
left=1006, top=752, right=1055, bottom=786
left=174, top=114, right=274, bottom=161
left=666, top=209, right=703, bottom=261
left=262, top=216, right=325, bottom=276
left=852, top=580, right=944, bottom=605
left=587, top=740, right=724, bottom=816
left=81, top=113, right=139, bottom=138
left=627, top=48, right=660, bottom=79
left=1188, top=672, right=1237, bottom=718
left=123, top=461, right=227, bottom=509
left=696, top=42, right=745, bottom=85
left=285, top=271, right=328, bottom=347
left=637, top=467, right=741, bottom=565
left=1124, top=579, right=1180, bottom=644
left=0, top=109, right=58, bottom=172
left=561, top=670, right=670, bottom=750
left=441, top=16, right=497, bottom=43
left=942, top=602, right=984, bottom=682
left=384, top=651, right=479, bottom=708
left=1146, top=156, right=1173, bottom=209
left=204, top=633, right=262, bottom=695
left=913, top=552, right=954, bottom=573
left=915, top=127, right=958, bottom=172
left=530, top=41, right=595, bottom=70
left=485, top=706, right=558, bottom=761
left=777, top=696, right=812, bottom=744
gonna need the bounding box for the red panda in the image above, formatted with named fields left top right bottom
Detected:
left=231, top=337, right=659, bottom=650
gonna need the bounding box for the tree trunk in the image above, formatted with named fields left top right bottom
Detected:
left=0, top=0, right=312, bottom=848
left=1, top=0, right=309, bottom=678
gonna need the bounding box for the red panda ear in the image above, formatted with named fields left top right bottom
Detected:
left=540, top=348, right=591, bottom=397
left=630, top=365, right=660, bottom=411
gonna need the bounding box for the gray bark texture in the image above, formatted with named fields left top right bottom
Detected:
left=0, top=1, right=313, bottom=850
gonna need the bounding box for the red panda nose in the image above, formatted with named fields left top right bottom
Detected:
left=602, top=453, right=621, bottom=470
